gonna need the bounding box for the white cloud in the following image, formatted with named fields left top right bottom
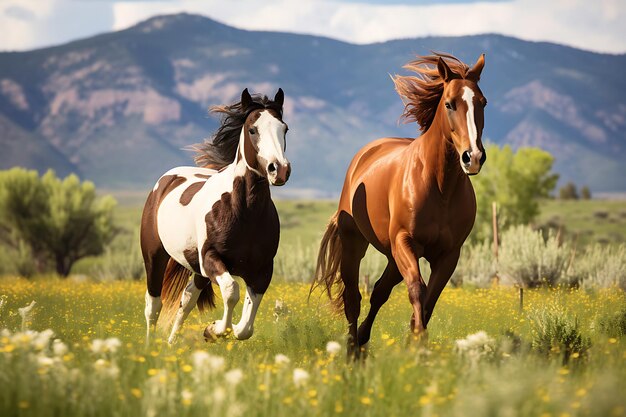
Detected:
left=0, top=0, right=113, bottom=51
left=1, top=0, right=624, bottom=53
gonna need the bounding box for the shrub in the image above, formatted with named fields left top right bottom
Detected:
left=597, top=309, right=626, bottom=338
left=451, top=240, right=496, bottom=288
left=275, top=240, right=316, bottom=282
left=498, top=225, right=569, bottom=287
left=530, top=307, right=591, bottom=364
left=567, top=244, right=626, bottom=290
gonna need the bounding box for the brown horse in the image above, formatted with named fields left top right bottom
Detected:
left=141, top=88, right=290, bottom=344
left=313, top=53, right=487, bottom=357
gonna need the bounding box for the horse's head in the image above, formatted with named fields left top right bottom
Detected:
left=438, top=54, right=487, bottom=175
left=240, top=88, right=291, bottom=186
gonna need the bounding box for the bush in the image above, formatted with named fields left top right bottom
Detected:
left=597, top=309, right=626, bottom=338
left=498, top=225, right=569, bottom=287
left=451, top=240, right=496, bottom=288
left=530, top=307, right=591, bottom=364
left=275, top=240, right=316, bottom=282
left=567, top=244, right=626, bottom=290
left=0, top=168, right=117, bottom=276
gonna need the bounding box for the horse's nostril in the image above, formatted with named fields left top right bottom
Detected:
left=268, top=163, right=277, bottom=173
left=462, top=151, right=471, bottom=165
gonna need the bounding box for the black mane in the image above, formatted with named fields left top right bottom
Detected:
left=191, top=93, right=283, bottom=169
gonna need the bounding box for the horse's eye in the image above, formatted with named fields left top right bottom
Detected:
left=445, top=102, right=453, bottom=110
left=248, top=128, right=256, bottom=135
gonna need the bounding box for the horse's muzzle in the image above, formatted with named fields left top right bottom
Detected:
left=268, top=161, right=291, bottom=186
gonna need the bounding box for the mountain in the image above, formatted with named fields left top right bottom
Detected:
left=1, top=13, right=625, bottom=195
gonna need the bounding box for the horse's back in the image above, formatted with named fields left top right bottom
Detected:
left=340, top=137, right=411, bottom=205
left=336, top=137, right=413, bottom=251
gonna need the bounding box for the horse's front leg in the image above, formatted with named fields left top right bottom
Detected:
left=423, top=249, right=460, bottom=326
left=392, top=232, right=427, bottom=336
left=201, top=252, right=240, bottom=339
left=232, top=265, right=272, bottom=340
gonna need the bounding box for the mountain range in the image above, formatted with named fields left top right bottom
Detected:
left=1, top=13, right=625, bottom=195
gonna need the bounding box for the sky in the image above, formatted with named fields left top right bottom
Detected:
left=0, top=0, right=624, bottom=54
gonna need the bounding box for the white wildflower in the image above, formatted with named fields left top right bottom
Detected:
left=37, top=356, right=55, bottom=367
left=94, top=358, right=119, bottom=378
left=191, top=351, right=225, bottom=372
left=213, top=387, right=226, bottom=404
left=18, top=301, right=36, bottom=330
left=326, top=341, right=342, bottom=355
left=91, top=339, right=105, bottom=354
left=224, top=368, right=244, bottom=385
left=52, top=339, right=68, bottom=357
left=293, top=368, right=310, bottom=387
left=33, top=329, right=55, bottom=350
left=455, top=331, right=495, bottom=363
left=91, top=337, right=121, bottom=354
left=181, top=389, right=193, bottom=403
left=274, top=353, right=290, bottom=365
left=104, top=337, right=121, bottom=353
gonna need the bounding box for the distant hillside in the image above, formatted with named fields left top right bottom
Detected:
left=1, top=13, right=625, bottom=195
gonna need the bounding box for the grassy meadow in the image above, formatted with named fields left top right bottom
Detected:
left=1, top=198, right=626, bottom=416
left=1, top=279, right=625, bottom=417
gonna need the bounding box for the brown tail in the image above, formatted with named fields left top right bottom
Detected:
left=159, top=259, right=216, bottom=330
left=310, top=212, right=344, bottom=311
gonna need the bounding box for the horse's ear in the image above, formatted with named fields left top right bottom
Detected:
left=467, top=54, right=485, bottom=82
left=437, top=57, right=459, bottom=82
left=274, top=88, right=284, bottom=108
left=241, top=88, right=252, bottom=109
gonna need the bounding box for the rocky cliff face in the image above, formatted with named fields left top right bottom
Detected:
left=1, top=13, right=624, bottom=193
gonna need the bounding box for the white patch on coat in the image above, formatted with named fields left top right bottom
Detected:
left=156, top=164, right=238, bottom=276
left=461, top=86, right=478, bottom=154
left=254, top=110, right=288, bottom=166
left=233, top=286, right=263, bottom=340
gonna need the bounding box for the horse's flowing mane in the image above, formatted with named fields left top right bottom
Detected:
left=191, top=94, right=283, bottom=169
left=393, top=52, right=472, bottom=132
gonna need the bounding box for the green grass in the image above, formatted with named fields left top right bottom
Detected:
left=0, top=279, right=625, bottom=417
left=536, top=199, right=626, bottom=246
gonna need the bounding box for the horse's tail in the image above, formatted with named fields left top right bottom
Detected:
left=310, top=212, right=344, bottom=311
left=159, top=259, right=216, bottom=330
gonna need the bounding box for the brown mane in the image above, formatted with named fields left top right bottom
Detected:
left=190, top=94, right=283, bottom=169
left=392, top=52, right=472, bottom=132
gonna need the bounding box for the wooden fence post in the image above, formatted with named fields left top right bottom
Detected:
left=492, top=201, right=500, bottom=285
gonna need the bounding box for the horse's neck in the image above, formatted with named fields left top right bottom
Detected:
left=227, top=136, right=271, bottom=209
left=411, top=111, right=465, bottom=198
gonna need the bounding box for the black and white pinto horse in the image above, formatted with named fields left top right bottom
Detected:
left=141, top=88, right=290, bottom=344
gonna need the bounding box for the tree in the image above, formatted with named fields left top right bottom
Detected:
left=0, top=168, right=117, bottom=276
left=580, top=186, right=591, bottom=200
left=559, top=182, right=579, bottom=200
left=470, top=145, right=559, bottom=241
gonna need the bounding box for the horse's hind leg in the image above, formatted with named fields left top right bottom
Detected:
left=143, top=246, right=168, bottom=343
left=357, top=260, right=402, bottom=347
left=338, top=214, right=369, bottom=358
left=168, top=274, right=206, bottom=344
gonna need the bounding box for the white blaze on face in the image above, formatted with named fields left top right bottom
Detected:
left=254, top=110, right=288, bottom=166
left=461, top=86, right=479, bottom=154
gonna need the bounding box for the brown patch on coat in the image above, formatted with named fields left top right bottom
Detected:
left=141, top=174, right=187, bottom=296
left=180, top=181, right=204, bottom=206
left=200, top=170, right=278, bottom=295
left=195, top=173, right=211, bottom=179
